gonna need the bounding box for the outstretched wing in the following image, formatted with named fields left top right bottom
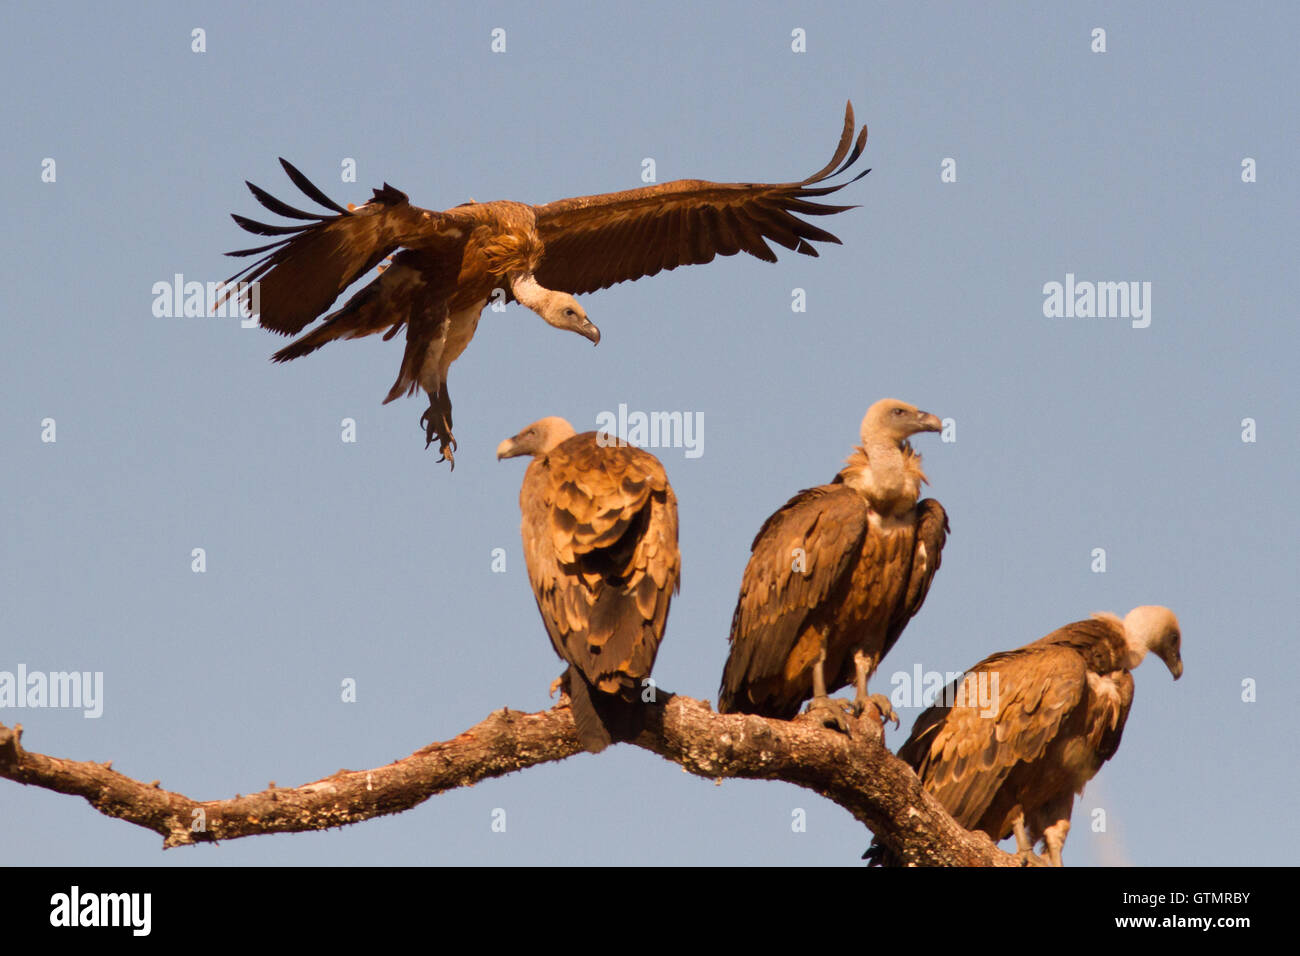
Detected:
left=719, top=484, right=870, bottom=714
left=523, top=436, right=680, bottom=698
left=531, top=102, right=869, bottom=296
left=219, top=159, right=454, bottom=335
left=899, top=645, right=1089, bottom=830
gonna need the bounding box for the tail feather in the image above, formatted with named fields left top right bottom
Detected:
left=270, top=276, right=402, bottom=363
left=384, top=334, right=430, bottom=404
left=565, top=668, right=645, bottom=754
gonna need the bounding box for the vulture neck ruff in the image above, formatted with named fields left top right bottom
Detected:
left=1102, top=611, right=1153, bottom=670
left=838, top=440, right=926, bottom=517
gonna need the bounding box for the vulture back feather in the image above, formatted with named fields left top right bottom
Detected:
left=499, top=419, right=680, bottom=753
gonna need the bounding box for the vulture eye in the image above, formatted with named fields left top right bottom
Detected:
left=893, top=408, right=904, bottom=416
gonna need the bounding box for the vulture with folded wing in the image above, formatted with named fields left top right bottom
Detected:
left=218, top=103, right=869, bottom=465
left=866, top=606, right=1183, bottom=866
left=498, top=417, right=680, bottom=753
left=719, top=399, right=947, bottom=729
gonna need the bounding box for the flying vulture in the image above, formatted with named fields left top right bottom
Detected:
left=219, top=103, right=869, bottom=465
left=497, top=417, right=680, bottom=753
left=718, top=399, right=947, bottom=730
left=866, top=606, right=1184, bottom=866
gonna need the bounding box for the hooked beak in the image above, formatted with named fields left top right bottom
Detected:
left=496, top=435, right=520, bottom=460
left=1167, top=655, right=1183, bottom=680
left=916, top=411, right=943, bottom=433
left=579, top=319, right=601, bottom=346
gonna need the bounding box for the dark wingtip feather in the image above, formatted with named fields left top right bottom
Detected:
left=224, top=235, right=293, bottom=257
left=800, top=102, right=857, bottom=186
left=245, top=179, right=331, bottom=221
left=231, top=213, right=311, bottom=237
left=278, top=158, right=350, bottom=214
left=829, top=125, right=870, bottom=180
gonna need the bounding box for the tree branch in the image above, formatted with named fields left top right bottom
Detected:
left=0, top=692, right=1020, bottom=864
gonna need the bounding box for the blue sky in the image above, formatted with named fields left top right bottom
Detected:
left=2, top=1, right=1296, bottom=866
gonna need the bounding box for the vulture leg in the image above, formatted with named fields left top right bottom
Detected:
left=1013, top=813, right=1033, bottom=854
left=419, top=384, right=457, bottom=467
left=1007, top=812, right=1051, bottom=866
left=806, top=644, right=853, bottom=733
left=852, top=649, right=899, bottom=728
left=1042, top=819, right=1070, bottom=867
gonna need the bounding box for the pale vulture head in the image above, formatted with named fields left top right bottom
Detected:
left=544, top=293, right=600, bottom=345
left=509, top=274, right=600, bottom=344
left=1122, top=605, right=1183, bottom=678
left=496, top=416, right=578, bottom=460
left=860, top=398, right=943, bottom=448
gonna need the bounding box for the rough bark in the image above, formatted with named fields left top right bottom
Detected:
left=0, top=691, right=1024, bottom=864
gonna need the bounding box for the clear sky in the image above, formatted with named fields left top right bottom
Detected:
left=2, top=1, right=1296, bottom=866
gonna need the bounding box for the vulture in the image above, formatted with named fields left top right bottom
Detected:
left=218, top=102, right=869, bottom=465
left=719, top=399, right=947, bottom=730
left=866, top=606, right=1184, bottom=866
left=497, top=417, right=680, bottom=753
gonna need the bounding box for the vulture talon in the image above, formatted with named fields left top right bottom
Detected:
left=806, top=695, right=854, bottom=734
left=857, top=692, right=900, bottom=729
left=419, top=405, right=457, bottom=467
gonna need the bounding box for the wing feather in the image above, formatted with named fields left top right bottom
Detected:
left=532, top=102, right=869, bottom=296
left=879, top=499, right=949, bottom=663
left=898, top=645, right=1088, bottom=829
left=719, top=485, right=870, bottom=714
left=219, top=160, right=450, bottom=335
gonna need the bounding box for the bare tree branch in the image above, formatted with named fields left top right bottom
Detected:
left=0, top=691, right=1022, bottom=864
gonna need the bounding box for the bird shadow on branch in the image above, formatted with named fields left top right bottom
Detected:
left=0, top=691, right=1034, bottom=865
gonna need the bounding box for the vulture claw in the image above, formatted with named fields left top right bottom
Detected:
left=857, top=693, right=900, bottom=729
left=419, top=404, right=457, bottom=468
left=806, top=695, right=854, bottom=735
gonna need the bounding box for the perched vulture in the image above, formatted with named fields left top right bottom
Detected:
left=719, top=399, right=947, bottom=729
left=218, top=103, right=869, bottom=465
left=866, top=606, right=1184, bottom=866
left=497, top=417, right=680, bottom=753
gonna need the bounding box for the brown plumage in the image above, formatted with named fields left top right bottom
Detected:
left=498, top=417, right=680, bottom=753
left=719, top=399, right=947, bottom=729
left=218, top=103, right=869, bottom=465
left=866, top=606, right=1183, bottom=866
